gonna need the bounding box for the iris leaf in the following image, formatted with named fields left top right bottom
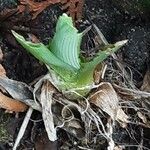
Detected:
left=12, top=31, right=74, bottom=71
left=75, top=40, right=128, bottom=86
left=12, top=13, right=127, bottom=97
left=50, top=14, right=82, bottom=70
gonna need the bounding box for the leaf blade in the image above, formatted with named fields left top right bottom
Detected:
left=75, top=40, right=128, bottom=86
left=50, top=14, right=82, bottom=70
left=12, top=30, right=74, bottom=71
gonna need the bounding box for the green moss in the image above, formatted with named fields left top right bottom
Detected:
left=0, top=112, right=12, bottom=142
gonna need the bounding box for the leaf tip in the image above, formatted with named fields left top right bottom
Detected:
left=115, top=40, right=128, bottom=47
left=11, top=30, right=25, bottom=42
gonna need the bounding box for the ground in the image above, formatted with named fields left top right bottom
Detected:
left=0, top=0, right=150, bottom=149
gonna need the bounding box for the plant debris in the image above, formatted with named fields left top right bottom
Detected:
left=11, top=0, right=85, bottom=20
left=0, top=92, right=28, bottom=113
left=90, top=82, right=128, bottom=123
left=18, top=0, right=60, bottom=19
left=0, top=0, right=150, bottom=149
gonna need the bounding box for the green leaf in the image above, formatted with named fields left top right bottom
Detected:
left=12, top=13, right=127, bottom=98
left=55, top=13, right=74, bottom=31
left=12, top=30, right=74, bottom=71
left=50, top=14, right=82, bottom=70
left=75, top=40, right=128, bottom=86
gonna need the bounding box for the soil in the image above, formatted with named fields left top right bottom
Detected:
left=0, top=0, right=150, bottom=149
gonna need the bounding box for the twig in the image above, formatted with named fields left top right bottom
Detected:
left=113, top=84, right=150, bottom=99
left=138, top=128, right=144, bottom=150
left=13, top=107, right=33, bottom=150
left=106, top=118, right=115, bottom=150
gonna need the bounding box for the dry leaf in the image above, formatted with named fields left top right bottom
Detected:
left=0, top=60, right=28, bottom=112
left=137, top=111, right=150, bottom=128
left=114, top=146, right=123, bottom=150
left=113, top=84, right=150, bottom=100
left=18, top=0, right=84, bottom=20
left=18, top=0, right=60, bottom=19
left=0, top=47, right=3, bottom=62
left=33, top=74, right=86, bottom=140
left=90, top=82, right=118, bottom=120
left=137, top=112, right=147, bottom=124
left=40, top=81, right=57, bottom=141
left=116, top=108, right=129, bottom=127
left=93, top=63, right=106, bottom=84
left=90, top=82, right=128, bottom=123
left=61, top=0, right=84, bottom=20
left=0, top=76, right=40, bottom=111
left=0, top=92, right=28, bottom=112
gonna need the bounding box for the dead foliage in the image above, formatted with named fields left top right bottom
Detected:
left=18, top=0, right=60, bottom=19
left=0, top=65, right=6, bottom=77
left=90, top=82, right=128, bottom=124
left=0, top=0, right=85, bottom=21
left=61, top=0, right=85, bottom=20
left=0, top=5, right=150, bottom=149
left=21, top=0, right=85, bottom=20
left=0, top=48, right=3, bottom=62
left=0, top=47, right=28, bottom=112
left=0, top=92, right=28, bottom=113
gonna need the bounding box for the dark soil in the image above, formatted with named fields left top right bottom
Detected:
left=0, top=0, right=150, bottom=149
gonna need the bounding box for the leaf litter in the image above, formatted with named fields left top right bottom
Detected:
left=0, top=48, right=28, bottom=113
left=0, top=1, right=150, bottom=150
left=1, top=28, right=150, bottom=150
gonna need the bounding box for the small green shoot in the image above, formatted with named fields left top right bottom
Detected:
left=12, top=13, right=127, bottom=97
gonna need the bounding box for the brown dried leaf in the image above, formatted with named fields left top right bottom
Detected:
left=0, top=92, right=28, bottom=112
left=93, top=63, right=105, bottom=84
left=90, top=82, right=119, bottom=120
left=0, top=65, right=28, bottom=113
left=0, top=76, right=40, bottom=111
left=40, top=81, right=57, bottom=141
left=116, top=108, right=128, bottom=127
left=90, top=82, right=128, bottom=123
left=19, top=0, right=60, bottom=19
left=64, top=119, right=85, bottom=139
left=0, top=64, right=28, bottom=113
left=61, top=0, right=84, bottom=21
left=33, top=74, right=85, bottom=139
left=113, top=84, right=150, bottom=100
left=19, top=0, right=84, bottom=21
left=0, top=47, right=3, bottom=62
